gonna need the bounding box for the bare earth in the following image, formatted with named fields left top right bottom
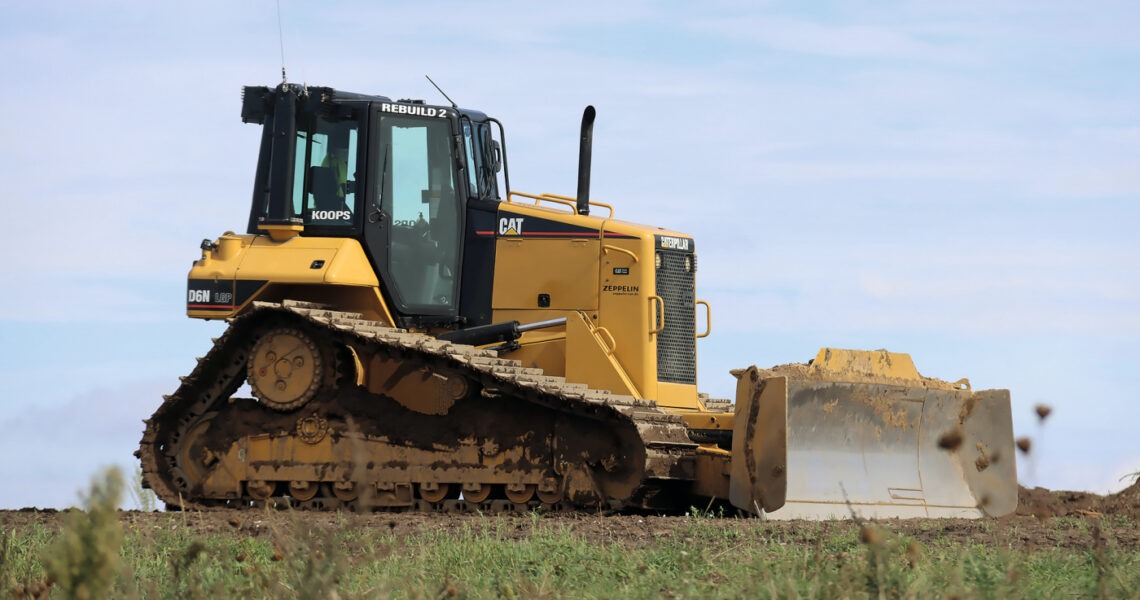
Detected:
left=4, top=481, right=1138, bottom=552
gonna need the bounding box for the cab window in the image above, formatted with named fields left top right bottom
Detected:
left=291, top=117, right=359, bottom=226
left=377, top=114, right=460, bottom=309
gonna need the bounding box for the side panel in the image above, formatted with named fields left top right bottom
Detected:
left=493, top=238, right=599, bottom=310
left=234, top=236, right=379, bottom=286
left=458, top=198, right=499, bottom=326
left=188, top=234, right=391, bottom=322
left=595, top=236, right=657, bottom=401
left=565, top=311, right=641, bottom=397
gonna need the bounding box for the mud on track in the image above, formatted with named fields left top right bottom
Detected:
left=4, top=480, right=1139, bottom=552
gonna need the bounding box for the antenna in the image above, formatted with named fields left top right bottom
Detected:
left=276, top=0, right=288, bottom=83
left=425, top=75, right=458, bottom=109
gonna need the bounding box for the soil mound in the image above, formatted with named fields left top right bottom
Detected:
left=1016, top=478, right=1140, bottom=519
left=1016, top=486, right=1099, bottom=518
left=1101, top=477, right=1140, bottom=518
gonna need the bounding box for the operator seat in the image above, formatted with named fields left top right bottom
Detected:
left=309, top=165, right=348, bottom=212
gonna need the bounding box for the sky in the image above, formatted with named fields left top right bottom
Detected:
left=0, top=1, right=1137, bottom=509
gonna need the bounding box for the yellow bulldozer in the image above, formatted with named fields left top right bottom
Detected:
left=138, top=83, right=1017, bottom=519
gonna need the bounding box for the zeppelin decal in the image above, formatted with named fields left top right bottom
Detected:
left=603, top=284, right=640, bottom=296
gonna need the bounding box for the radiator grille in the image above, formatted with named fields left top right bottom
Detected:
left=655, top=251, right=696, bottom=384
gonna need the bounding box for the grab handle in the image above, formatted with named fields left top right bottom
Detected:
left=592, top=326, right=618, bottom=355
left=696, top=300, right=712, bottom=338
left=648, top=295, right=665, bottom=335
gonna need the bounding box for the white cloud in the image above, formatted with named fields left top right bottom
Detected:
left=692, top=14, right=982, bottom=65
left=0, top=379, right=168, bottom=509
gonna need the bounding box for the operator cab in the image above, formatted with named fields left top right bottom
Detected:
left=240, top=83, right=505, bottom=329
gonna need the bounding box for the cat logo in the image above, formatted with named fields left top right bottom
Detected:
left=498, top=216, right=525, bottom=236
left=658, top=235, right=691, bottom=251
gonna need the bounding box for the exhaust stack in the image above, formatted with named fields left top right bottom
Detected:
left=576, top=106, right=595, bottom=216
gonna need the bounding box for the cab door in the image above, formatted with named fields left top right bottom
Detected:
left=363, top=106, right=465, bottom=322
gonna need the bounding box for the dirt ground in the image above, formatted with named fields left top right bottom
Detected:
left=4, top=480, right=1138, bottom=553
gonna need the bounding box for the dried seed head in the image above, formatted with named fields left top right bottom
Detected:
left=1017, top=438, right=1032, bottom=454
left=906, top=540, right=923, bottom=568
left=938, top=429, right=964, bottom=451
left=860, top=524, right=884, bottom=547
left=1035, top=404, right=1052, bottom=421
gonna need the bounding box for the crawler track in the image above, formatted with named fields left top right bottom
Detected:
left=138, top=301, right=697, bottom=512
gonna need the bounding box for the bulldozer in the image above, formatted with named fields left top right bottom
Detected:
left=138, top=82, right=1017, bottom=519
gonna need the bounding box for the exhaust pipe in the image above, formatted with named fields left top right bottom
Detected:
left=576, top=106, right=595, bottom=216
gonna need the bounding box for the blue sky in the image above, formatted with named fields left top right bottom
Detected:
left=1, top=1, right=1137, bottom=509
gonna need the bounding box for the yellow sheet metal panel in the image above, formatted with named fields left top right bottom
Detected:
left=237, top=236, right=379, bottom=286
left=692, top=447, right=732, bottom=501
left=812, top=347, right=921, bottom=381
left=258, top=223, right=304, bottom=241
left=509, top=331, right=568, bottom=377
left=655, top=381, right=702, bottom=410
left=492, top=238, right=599, bottom=310
left=677, top=411, right=735, bottom=432
left=188, top=234, right=386, bottom=321
left=564, top=311, right=641, bottom=397
left=596, top=236, right=657, bottom=401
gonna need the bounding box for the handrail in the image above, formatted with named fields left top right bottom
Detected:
left=592, top=325, right=618, bottom=356
left=602, top=244, right=638, bottom=262
left=506, top=191, right=578, bottom=214
left=541, top=193, right=615, bottom=219
left=648, top=295, right=665, bottom=335
left=696, top=300, right=712, bottom=338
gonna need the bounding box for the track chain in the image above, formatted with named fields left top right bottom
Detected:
left=138, top=301, right=697, bottom=512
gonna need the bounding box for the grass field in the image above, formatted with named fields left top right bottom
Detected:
left=3, top=469, right=1139, bottom=599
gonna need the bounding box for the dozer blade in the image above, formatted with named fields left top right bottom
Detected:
left=730, top=349, right=1017, bottom=520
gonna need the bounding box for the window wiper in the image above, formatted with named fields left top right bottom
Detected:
left=369, top=142, right=389, bottom=223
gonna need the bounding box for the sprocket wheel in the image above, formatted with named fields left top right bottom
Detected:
left=248, top=327, right=328, bottom=411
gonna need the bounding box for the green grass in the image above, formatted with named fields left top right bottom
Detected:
left=6, top=516, right=1140, bottom=599
left=3, top=471, right=1140, bottom=599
